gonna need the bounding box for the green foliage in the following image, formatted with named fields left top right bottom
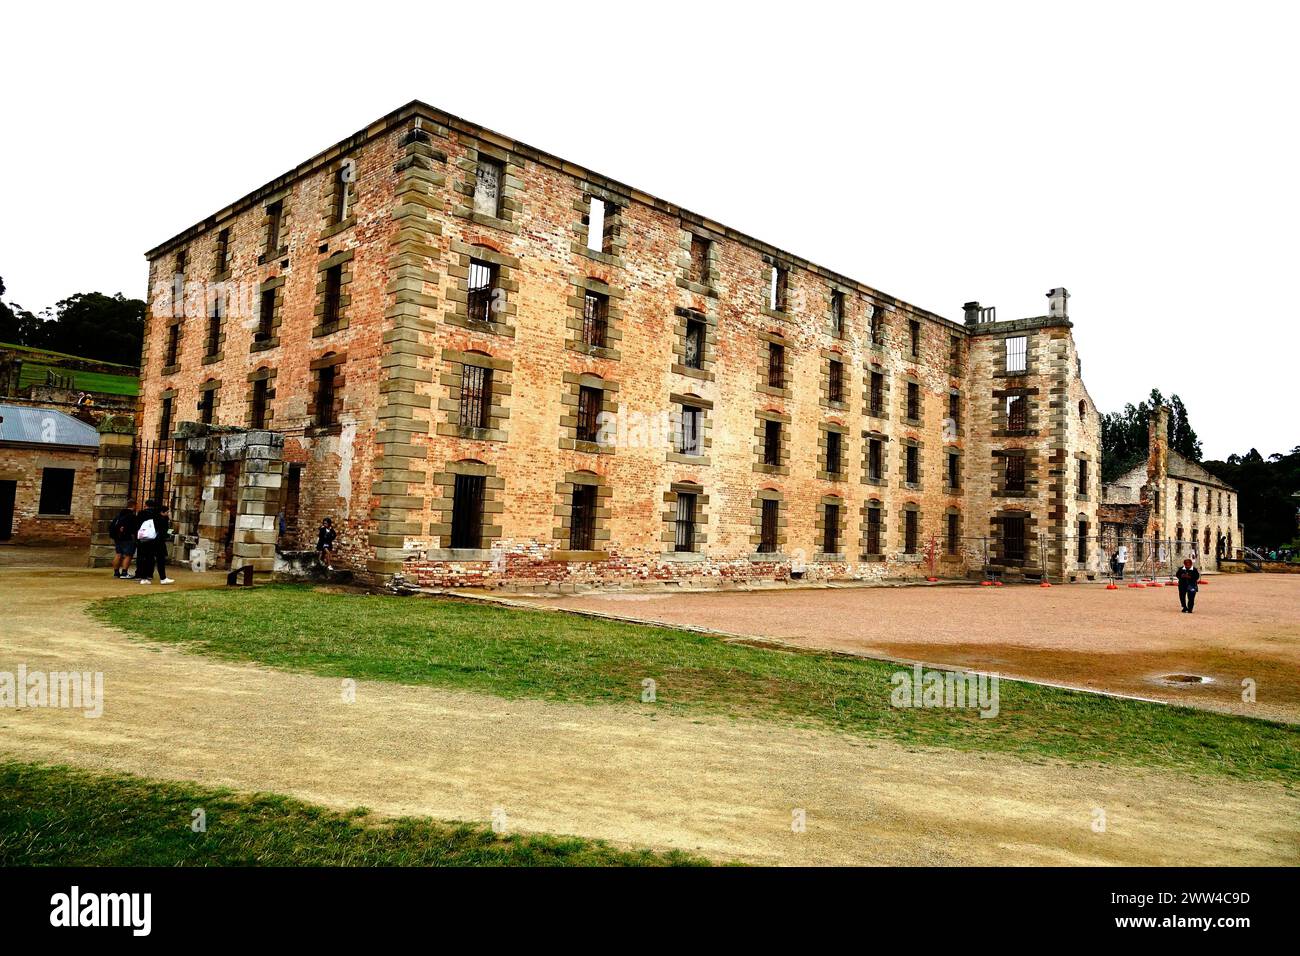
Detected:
left=0, top=275, right=144, bottom=366
left=1100, top=388, right=1203, bottom=482
left=0, top=762, right=709, bottom=866
left=1202, top=446, right=1300, bottom=549
left=94, top=587, right=1300, bottom=784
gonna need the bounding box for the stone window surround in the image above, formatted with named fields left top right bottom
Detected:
left=677, top=224, right=721, bottom=296
left=320, top=159, right=358, bottom=240
left=995, top=332, right=1034, bottom=377
left=749, top=487, right=788, bottom=556
left=454, top=141, right=523, bottom=233
left=864, top=362, right=891, bottom=420
left=553, top=469, right=612, bottom=560
left=435, top=349, right=513, bottom=443
left=1074, top=450, right=1092, bottom=502
left=861, top=429, right=890, bottom=487
left=571, top=185, right=628, bottom=268
left=761, top=255, right=793, bottom=320
left=991, top=447, right=1037, bottom=498
left=661, top=480, right=710, bottom=554
left=756, top=331, right=791, bottom=398
left=814, top=493, right=848, bottom=560
left=753, top=408, right=791, bottom=476
left=161, top=318, right=183, bottom=375
left=197, top=377, right=221, bottom=425
left=945, top=444, right=963, bottom=493
left=157, top=388, right=178, bottom=441
left=899, top=436, right=924, bottom=491
left=212, top=227, right=232, bottom=282
left=202, top=298, right=226, bottom=365
left=259, top=192, right=291, bottom=265
left=252, top=275, right=286, bottom=353
left=668, top=392, right=713, bottom=465
left=827, top=284, right=851, bottom=340
left=566, top=275, right=624, bottom=360
left=429, top=459, right=505, bottom=556
left=989, top=506, right=1040, bottom=567
left=868, top=303, right=890, bottom=349
left=306, top=350, right=347, bottom=436
left=445, top=239, right=519, bottom=338
left=991, top=385, right=1040, bottom=437
left=946, top=387, right=964, bottom=437
left=671, top=307, right=717, bottom=382
left=313, top=248, right=355, bottom=337
left=860, top=496, right=888, bottom=560
left=559, top=372, right=619, bottom=455
left=943, top=506, right=963, bottom=560
left=245, top=366, right=278, bottom=429
left=820, top=348, right=849, bottom=410
left=818, top=421, right=849, bottom=482
left=898, top=500, right=922, bottom=555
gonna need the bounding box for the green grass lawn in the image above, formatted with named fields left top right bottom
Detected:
left=17, top=362, right=139, bottom=396
left=93, top=586, right=1300, bottom=785
left=0, top=762, right=708, bottom=866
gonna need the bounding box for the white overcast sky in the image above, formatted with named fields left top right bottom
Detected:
left=1, top=0, right=1295, bottom=459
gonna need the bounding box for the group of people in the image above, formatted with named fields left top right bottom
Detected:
left=107, top=499, right=174, bottom=584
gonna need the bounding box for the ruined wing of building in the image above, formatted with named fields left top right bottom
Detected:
left=1100, top=404, right=1245, bottom=567
left=123, top=100, right=1101, bottom=587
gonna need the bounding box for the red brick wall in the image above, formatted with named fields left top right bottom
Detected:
left=0, top=445, right=95, bottom=545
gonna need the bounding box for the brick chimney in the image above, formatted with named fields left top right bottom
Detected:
left=1047, top=287, right=1069, bottom=319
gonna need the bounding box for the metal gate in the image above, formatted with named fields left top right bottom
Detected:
left=128, top=440, right=175, bottom=512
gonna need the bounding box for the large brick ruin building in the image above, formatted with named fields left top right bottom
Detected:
left=130, top=101, right=1101, bottom=587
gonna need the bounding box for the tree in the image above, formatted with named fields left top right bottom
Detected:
left=1100, top=388, right=1202, bottom=483
left=1203, top=446, right=1300, bottom=549
left=0, top=276, right=144, bottom=366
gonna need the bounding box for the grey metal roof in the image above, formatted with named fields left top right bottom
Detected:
left=0, top=403, right=99, bottom=448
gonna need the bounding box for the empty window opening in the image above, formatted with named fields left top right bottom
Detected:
left=1006, top=394, right=1027, bottom=432
left=473, top=157, right=504, bottom=218
left=684, top=317, right=706, bottom=369
left=467, top=259, right=498, bottom=325
left=586, top=197, right=609, bottom=253
left=830, top=291, right=845, bottom=336
left=165, top=323, right=180, bottom=366
left=769, top=265, right=788, bottom=311
left=763, top=420, right=782, bottom=467
left=908, top=319, right=921, bottom=357
left=250, top=377, right=269, bottom=430
left=905, top=444, right=919, bottom=484
left=257, top=288, right=276, bottom=341
left=451, top=474, right=485, bottom=550
left=947, top=513, right=960, bottom=555
left=689, top=235, right=710, bottom=284
left=678, top=405, right=702, bottom=456
left=38, top=468, right=75, bottom=516
left=265, top=201, right=284, bottom=253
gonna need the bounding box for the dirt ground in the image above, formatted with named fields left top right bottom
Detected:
left=511, top=574, right=1300, bottom=724
left=0, top=545, right=1296, bottom=865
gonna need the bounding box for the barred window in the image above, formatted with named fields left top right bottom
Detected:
left=1005, top=335, right=1027, bottom=373
left=460, top=365, right=492, bottom=430
left=869, top=371, right=884, bottom=416
left=570, top=484, right=597, bottom=551
left=257, top=288, right=276, bottom=342
left=908, top=319, right=921, bottom=357
left=1077, top=521, right=1089, bottom=563
left=828, top=359, right=844, bottom=404
left=823, top=503, right=841, bottom=554
left=315, top=365, right=337, bottom=427
left=948, top=391, right=960, bottom=427
left=947, top=513, right=959, bottom=555
left=684, top=317, right=706, bottom=369
left=826, top=431, right=843, bottom=476
left=763, top=420, right=782, bottom=467
left=866, top=505, right=882, bottom=554
left=205, top=299, right=222, bottom=356
left=906, top=382, right=920, bottom=421
left=905, top=444, right=919, bottom=484
left=675, top=492, right=698, bottom=553
left=868, top=438, right=883, bottom=481
left=1077, top=458, right=1089, bottom=497
left=1002, top=515, right=1026, bottom=564
left=947, top=451, right=959, bottom=490
left=904, top=509, right=919, bottom=554
left=582, top=292, right=608, bottom=348
left=451, top=474, right=485, bottom=549
left=576, top=386, right=602, bottom=443
left=1005, top=454, right=1025, bottom=492
left=767, top=342, right=785, bottom=389
left=322, top=264, right=343, bottom=328
left=467, top=259, right=497, bottom=325
left=830, top=291, right=845, bottom=336
left=759, top=499, right=779, bottom=553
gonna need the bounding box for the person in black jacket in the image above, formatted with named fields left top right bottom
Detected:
left=136, top=501, right=175, bottom=585
left=109, top=501, right=139, bottom=579
left=1175, top=558, right=1200, bottom=613
left=316, top=518, right=338, bottom=569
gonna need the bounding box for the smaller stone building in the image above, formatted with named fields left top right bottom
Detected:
left=1100, top=405, right=1244, bottom=570
left=0, top=402, right=98, bottom=544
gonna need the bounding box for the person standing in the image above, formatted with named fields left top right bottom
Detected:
left=1176, top=558, right=1200, bottom=613
left=1115, top=543, right=1128, bottom=581
left=109, top=501, right=139, bottom=579
left=316, top=517, right=338, bottom=569
left=136, top=500, right=175, bottom=585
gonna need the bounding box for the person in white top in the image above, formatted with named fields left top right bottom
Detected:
left=1114, top=544, right=1128, bottom=580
